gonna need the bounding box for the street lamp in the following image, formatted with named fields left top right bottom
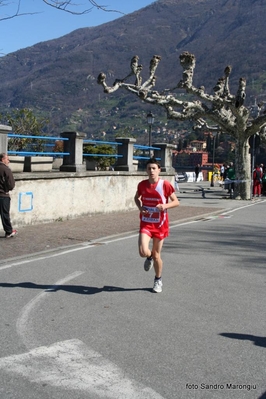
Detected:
left=147, top=112, right=154, bottom=157
left=210, top=132, right=217, bottom=187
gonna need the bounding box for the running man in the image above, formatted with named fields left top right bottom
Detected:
left=134, top=157, right=179, bottom=293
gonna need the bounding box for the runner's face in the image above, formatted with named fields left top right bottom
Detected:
left=147, top=163, right=160, bottom=181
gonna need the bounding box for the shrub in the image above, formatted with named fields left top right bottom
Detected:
left=83, top=143, right=116, bottom=170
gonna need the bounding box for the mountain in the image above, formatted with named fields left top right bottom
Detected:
left=0, top=0, right=265, bottom=138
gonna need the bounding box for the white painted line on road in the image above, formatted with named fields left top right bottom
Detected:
left=1, top=200, right=265, bottom=270
left=0, top=244, right=98, bottom=271
left=16, top=271, right=84, bottom=350
left=103, top=233, right=138, bottom=244
left=170, top=220, right=198, bottom=229
left=171, top=200, right=266, bottom=227
left=0, top=235, right=139, bottom=270
left=0, top=339, right=165, bottom=398
left=104, top=221, right=199, bottom=241
left=221, top=199, right=266, bottom=215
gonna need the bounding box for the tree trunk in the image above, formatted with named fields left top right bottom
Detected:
left=234, top=136, right=251, bottom=200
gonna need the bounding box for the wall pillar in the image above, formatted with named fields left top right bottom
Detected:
left=114, top=137, right=136, bottom=172
left=0, top=124, right=12, bottom=154
left=60, top=131, right=86, bottom=172
left=153, top=143, right=175, bottom=173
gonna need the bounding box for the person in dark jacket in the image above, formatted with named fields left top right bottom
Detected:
left=227, top=162, right=235, bottom=193
left=253, top=164, right=263, bottom=197
left=0, top=153, right=17, bottom=237
left=195, top=164, right=200, bottom=182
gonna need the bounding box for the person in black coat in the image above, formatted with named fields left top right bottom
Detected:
left=0, top=153, right=17, bottom=237
left=195, top=164, right=200, bottom=182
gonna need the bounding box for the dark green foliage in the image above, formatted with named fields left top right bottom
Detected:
left=83, top=144, right=116, bottom=170
left=4, top=108, right=49, bottom=152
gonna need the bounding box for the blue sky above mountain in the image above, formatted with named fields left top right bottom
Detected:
left=0, top=0, right=155, bottom=56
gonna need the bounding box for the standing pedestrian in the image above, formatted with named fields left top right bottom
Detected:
left=227, top=162, right=235, bottom=193
left=195, top=164, right=200, bottom=182
left=174, top=172, right=179, bottom=191
left=134, top=157, right=179, bottom=293
left=220, top=164, right=225, bottom=181
left=262, top=166, right=266, bottom=196
left=253, top=164, right=263, bottom=197
left=0, top=153, right=17, bottom=238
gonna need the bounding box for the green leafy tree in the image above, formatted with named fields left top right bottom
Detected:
left=6, top=108, right=49, bottom=152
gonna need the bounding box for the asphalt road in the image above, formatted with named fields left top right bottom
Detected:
left=0, top=196, right=265, bottom=399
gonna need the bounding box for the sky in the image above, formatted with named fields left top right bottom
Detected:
left=0, top=0, right=155, bottom=56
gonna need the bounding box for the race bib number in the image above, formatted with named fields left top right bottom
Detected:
left=142, top=206, right=160, bottom=223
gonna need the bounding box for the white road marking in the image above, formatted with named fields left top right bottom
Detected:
left=1, top=202, right=264, bottom=398
left=170, top=201, right=265, bottom=228
left=0, top=200, right=264, bottom=271
left=0, top=339, right=165, bottom=398
left=0, top=244, right=98, bottom=271
left=16, top=271, right=84, bottom=350
left=221, top=199, right=266, bottom=214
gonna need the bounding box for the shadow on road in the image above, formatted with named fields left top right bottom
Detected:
left=0, top=282, right=152, bottom=294
left=220, top=332, right=266, bottom=348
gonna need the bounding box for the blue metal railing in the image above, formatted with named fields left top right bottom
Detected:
left=8, top=151, right=70, bottom=156
left=84, top=140, right=122, bottom=146
left=8, top=134, right=68, bottom=141
left=133, top=144, right=161, bottom=160
left=134, top=144, right=161, bottom=150
left=83, top=154, right=123, bottom=158
left=7, top=133, right=161, bottom=162
left=7, top=134, right=70, bottom=156
left=83, top=139, right=122, bottom=159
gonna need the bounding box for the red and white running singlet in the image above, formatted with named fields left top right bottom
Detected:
left=137, top=178, right=175, bottom=239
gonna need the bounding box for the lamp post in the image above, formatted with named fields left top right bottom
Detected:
left=210, top=132, right=217, bottom=187
left=147, top=112, right=154, bottom=157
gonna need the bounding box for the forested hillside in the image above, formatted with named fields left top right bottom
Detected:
left=0, top=0, right=265, bottom=141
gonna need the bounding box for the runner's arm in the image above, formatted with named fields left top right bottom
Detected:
left=134, top=191, right=149, bottom=214
left=156, top=192, right=179, bottom=211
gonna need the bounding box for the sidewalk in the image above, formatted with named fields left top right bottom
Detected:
left=0, top=180, right=246, bottom=263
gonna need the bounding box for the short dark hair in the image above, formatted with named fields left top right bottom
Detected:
left=0, top=153, right=7, bottom=162
left=146, top=157, right=161, bottom=169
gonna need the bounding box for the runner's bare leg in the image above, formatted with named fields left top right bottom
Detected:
left=152, top=237, right=164, bottom=278
left=138, top=233, right=152, bottom=258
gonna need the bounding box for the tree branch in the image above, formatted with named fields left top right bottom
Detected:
left=0, top=0, right=123, bottom=21
left=97, top=55, right=161, bottom=96
left=246, top=114, right=266, bottom=136
left=98, top=51, right=266, bottom=144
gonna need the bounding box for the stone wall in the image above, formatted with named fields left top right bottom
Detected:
left=10, top=171, right=175, bottom=227
left=1, top=124, right=176, bottom=227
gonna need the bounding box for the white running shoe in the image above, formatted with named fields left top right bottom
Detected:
left=144, top=256, right=153, bottom=272
left=153, top=278, right=163, bottom=293
left=5, top=229, right=18, bottom=238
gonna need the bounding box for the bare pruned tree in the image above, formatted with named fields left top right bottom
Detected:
left=42, top=0, right=122, bottom=15
left=97, top=52, right=266, bottom=200
left=0, top=0, right=123, bottom=21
